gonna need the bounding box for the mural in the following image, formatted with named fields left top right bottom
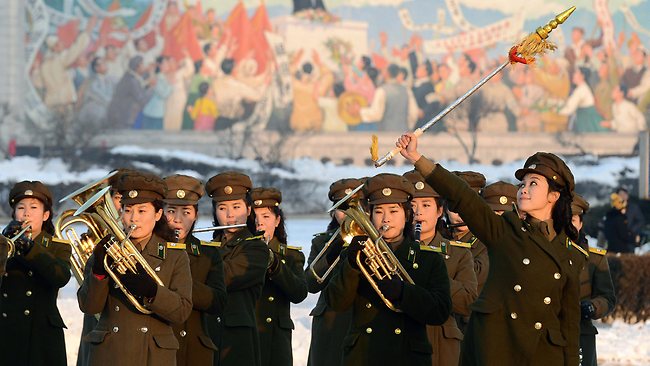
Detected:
left=21, top=0, right=650, bottom=136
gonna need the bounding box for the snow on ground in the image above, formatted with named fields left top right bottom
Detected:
left=57, top=218, right=650, bottom=365
left=0, top=149, right=638, bottom=189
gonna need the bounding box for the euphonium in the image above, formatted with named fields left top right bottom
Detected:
left=55, top=173, right=118, bottom=285
left=340, top=199, right=415, bottom=312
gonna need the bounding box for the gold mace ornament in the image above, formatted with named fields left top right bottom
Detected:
left=537, top=6, right=576, bottom=40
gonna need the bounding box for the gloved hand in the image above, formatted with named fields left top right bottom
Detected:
left=120, top=263, right=158, bottom=299
left=347, top=236, right=368, bottom=269
left=580, top=300, right=595, bottom=320
left=91, top=235, right=113, bottom=276
left=378, top=277, right=404, bottom=302
left=0, top=235, right=8, bottom=274
left=3, top=221, right=34, bottom=256
left=267, top=249, right=281, bottom=275
left=2, top=220, right=23, bottom=238
left=325, top=237, right=345, bottom=265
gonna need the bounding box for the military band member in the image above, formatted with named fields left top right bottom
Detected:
left=325, top=173, right=452, bottom=366
left=404, top=170, right=478, bottom=366
left=0, top=181, right=72, bottom=366
left=163, top=174, right=227, bottom=366
left=571, top=194, right=616, bottom=366
left=397, top=133, right=582, bottom=366
left=0, top=235, right=8, bottom=284
left=306, top=178, right=360, bottom=366
left=205, top=171, right=269, bottom=366
left=450, top=171, right=489, bottom=295
left=251, top=187, right=308, bottom=366
left=482, top=181, right=519, bottom=216
left=77, top=171, right=193, bottom=366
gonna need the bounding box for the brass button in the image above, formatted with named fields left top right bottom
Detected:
left=366, top=303, right=372, bottom=309
left=114, top=306, right=120, bottom=312
left=24, top=310, right=30, bottom=316
left=27, top=271, right=33, bottom=277
left=569, top=260, right=573, bottom=266
left=266, top=318, right=272, bottom=323
left=510, top=312, right=518, bottom=319
left=281, top=259, right=286, bottom=264
left=544, top=297, right=551, bottom=305
left=554, top=273, right=561, bottom=280
left=2, top=293, right=7, bottom=298
left=534, top=322, right=542, bottom=330
left=513, top=285, right=522, bottom=292
left=112, top=326, right=119, bottom=333
left=268, top=296, right=274, bottom=302
left=522, top=258, right=530, bottom=265
left=180, top=330, right=187, bottom=337
left=365, top=327, right=373, bottom=334
left=412, top=263, right=419, bottom=269
left=394, top=328, right=401, bottom=335
left=25, top=291, right=32, bottom=297
left=1, top=313, right=6, bottom=318
left=140, top=327, right=148, bottom=333
left=216, top=317, right=221, bottom=323
left=521, top=227, right=527, bottom=232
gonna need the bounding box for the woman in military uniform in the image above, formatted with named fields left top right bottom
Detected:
left=251, top=187, right=308, bottom=366
left=404, top=170, right=478, bottom=366
left=397, top=133, right=582, bottom=365
left=0, top=181, right=72, bottom=366
left=325, top=173, right=452, bottom=366
left=77, top=171, right=193, bottom=366
left=205, top=171, right=269, bottom=366
left=571, top=194, right=616, bottom=366
left=306, top=178, right=360, bottom=366
left=163, top=174, right=227, bottom=366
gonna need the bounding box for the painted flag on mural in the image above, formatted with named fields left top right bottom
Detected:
left=250, top=3, right=273, bottom=73
left=162, top=12, right=203, bottom=61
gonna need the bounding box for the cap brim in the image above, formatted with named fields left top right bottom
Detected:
left=11, top=193, right=51, bottom=207
left=514, top=168, right=547, bottom=181
left=163, top=198, right=199, bottom=205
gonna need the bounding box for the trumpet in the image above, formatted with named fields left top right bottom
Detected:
left=3, top=224, right=32, bottom=258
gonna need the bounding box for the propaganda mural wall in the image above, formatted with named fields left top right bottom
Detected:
left=10, top=0, right=650, bottom=151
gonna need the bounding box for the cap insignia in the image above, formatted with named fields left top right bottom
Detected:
left=176, top=189, right=186, bottom=199
left=24, top=190, right=34, bottom=196
left=382, top=188, right=392, bottom=196
left=344, top=188, right=352, bottom=195
left=415, top=181, right=425, bottom=190
left=552, top=175, right=558, bottom=180
left=224, top=186, right=233, bottom=194
left=128, top=190, right=138, bottom=198
left=254, top=199, right=263, bottom=206
left=499, top=196, right=508, bottom=205
left=528, top=164, right=537, bottom=169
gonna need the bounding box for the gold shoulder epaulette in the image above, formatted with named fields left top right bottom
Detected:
left=450, top=240, right=472, bottom=249
left=166, top=242, right=186, bottom=250
left=420, top=245, right=440, bottom=252
left=567, top=240, right=589, bottom=257
left=246, top=234, right=264, bottom=241
left=286, top=245, right=303, bottom=251
left=51, top=237, right=70, bottom=244
left=589, top=247, right=607, bottom=256
left=201, top=240, right=222, bottom=248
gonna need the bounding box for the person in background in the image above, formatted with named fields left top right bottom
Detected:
left=571, top=194, right=616, bottom=366
left=601, top=85, right=647, bottom=133
left=188, top=82, right=218, bottom=131
left=602, top=190, right=638, bottom=253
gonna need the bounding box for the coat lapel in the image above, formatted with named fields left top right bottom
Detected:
left=143, top=234, right=164, bottom=272
left=524, top=223, right=568, bottom=268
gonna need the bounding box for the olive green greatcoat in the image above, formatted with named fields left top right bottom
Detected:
left=460, top=232, right=488, bottom=295
left=579, top=248, right=616, bottom=366
left=424, top=233, right=478, bottom=366
left=305, top=229, right=352, bottom=366
left=256, top=237, right=308, bottom=366
left=415, top=158, right=581, bottom=366
left=173, top=234, right=227, bottom=366
left=0, top=232, right=72, bottom=366
left=209, top=228, right=268, bottom=366
left=77, top=234, right=193, bottom=366
left=325, top=237, right=452, bottom=366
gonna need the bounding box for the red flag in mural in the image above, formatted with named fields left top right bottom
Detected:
left=97, top=0, right=128, bottom=48
left=162, top=12, right=203, bottom=61
left=133, top=4, right=156, bottom=47
left=223, top=1, right=253, bottom=63
left=56, top=20, right=80, bottom=48
left=250, top=3, right=273, bottom=73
